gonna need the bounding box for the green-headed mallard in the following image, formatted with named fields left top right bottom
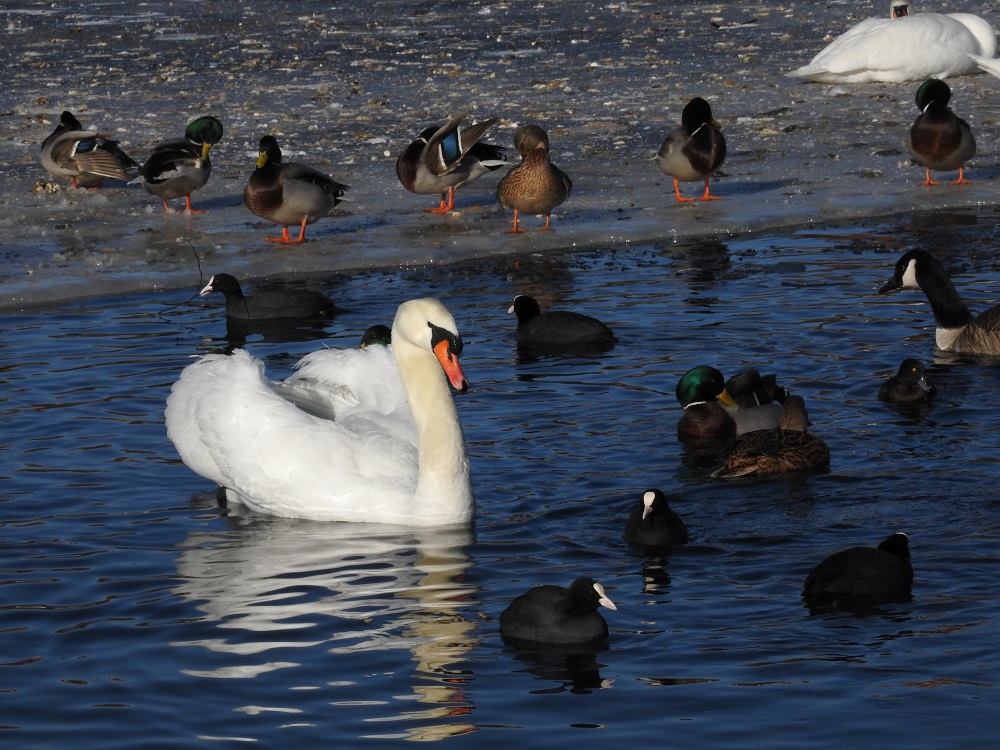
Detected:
left=496, top=124, right=572, bottom=233
left=880, top=248, right=1000, bottom=354
left=499, top=577, right=616, bottom=646
left=878, top=359, right=936, bottom=403
left=905, top=78, right=975, bottom=185
left=243, top=135, right=350, bottom=244
left=712, top=395, right=830, bottom=479
left=136, top=116, right=224, bottom=213
left=198, top=273, right=336, bottom=321
left=676, top=365, right=784, bottom=439
left=40, top=110, right=137, bottom=188
left=802, top=532, right=913, bottom=609
left=395, top=114, right=506, bottom=213
left=508, top=294, right=616, bottom=351
left=623, top=489, right=690, bottom=549
left=656, top=97, right=726, bottom=203
left=359, top=325, right=392, bottom=348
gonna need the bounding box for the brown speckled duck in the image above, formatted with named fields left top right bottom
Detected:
left=712, top=395, right=830, bottom=479
left=40, top=110, right=137, bottom=188
left=905, top=78, right=975, bottom=186
left=496, top=125, right=572, bottom=233
left=656, top=97, right=726, bottom=203
left=243, top=135, right=350, bottom=244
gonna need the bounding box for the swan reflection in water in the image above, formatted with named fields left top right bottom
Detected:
left=172, top=515, right=477, bottom=740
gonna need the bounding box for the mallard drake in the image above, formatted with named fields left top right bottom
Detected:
left=395, top=114, right=506, bottom=213
left=359, top=325, right=392, bottom=348
left=802, top=533, right=913, bottom=608
left=787, top=1, right=996, bottom=83
left=243, top=135, right=350, bottom=244
left=712, top=395, right=830, bottom=479
left=675, top=365, right=784, bottom=439
left=623, top=489, right=690, bottom=549
left=880, top=249, right=1000, bottom=354
left=656, top=97, right=726, bottom=203
left=496, top=124, right=572, bottom=233
left=499, top=577, right=617, bottom=646
left=136, top=116, right=224, bottom=213
left=198, top=273, right=336, bottom=320
left=40, top=110, right=137, bottom=188
left=905, top=79, right=975, bottom=186
left=878, top=359, right=936, bottom=403
left=508, top=294, right=616, bottom=351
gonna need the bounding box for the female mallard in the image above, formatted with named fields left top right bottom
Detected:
left=803, top=533, right=913, bottom=608
left=395, top=114, right=506, bottom=213
left=243, top=135, right=350, bottom=244
left=136, top=116, right=224, bottom=213
left=787, top=1, right=995, bottom=83
left=880, top=249, right=1000, bottom=354
left=712, top=395, right=830, bottom=479
left=878, top=359, right=936, bottom=403
left=496, top=125, right=572, bottom=233
left=623, top=489, right=689, bottom=549
left=656, top=97, right=726, bottom=203
left=905, top=78, right=975, bottom=186
left=676, top=365, right=784, bottom=439
left=508, top=294, right=616, bottom=351
left=40, top=110, right=137, bottom=188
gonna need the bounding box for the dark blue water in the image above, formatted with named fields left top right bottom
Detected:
left=3, top=210, right=999, bottom=746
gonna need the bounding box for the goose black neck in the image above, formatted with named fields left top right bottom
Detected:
left=919, top=260, right=973, bottom=329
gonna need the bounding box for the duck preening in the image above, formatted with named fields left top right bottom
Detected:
left=243, top=135, right=350, bottom=244
left=395, top=114, right=506, bottom=213
left=165, top=298, right=473, bottom=525
left=880, top=249, right=1000, bottom=355
left=496, top=125, right=572, bottom=233
left=499, top=577, right=617, bottom=646
left=136, top=116, right=224, bottom=213
left=656, top=97, right=726, bottom=203
left=787, top=1, right=996, bottom=84
left=905, top=79, right=975, bottom=186
left=40, top=110, right=138, bottom=188
left=803, top=532, right=913, bottom=608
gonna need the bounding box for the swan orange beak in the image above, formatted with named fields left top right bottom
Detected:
left=434, top=340, right=469, bottom=392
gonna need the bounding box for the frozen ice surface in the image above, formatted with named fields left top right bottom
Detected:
left=2, top=0, right=1000, bottom=310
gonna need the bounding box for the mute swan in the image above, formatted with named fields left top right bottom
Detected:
left=656, top=97, right=727, bottom=203
left=165, top=298, right=474, bottom=525
left=788, top=1, right=997, bottom=83
left=496, top=125, right=572, bottom=233
left=395, top=114, right=506, bottom=213
left=880, top=249, right=1000, bottom=354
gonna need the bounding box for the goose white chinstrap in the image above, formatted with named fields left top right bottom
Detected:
left=788, top=1, right=997, bottom=84
left=165, top=298, right=474, bottom=525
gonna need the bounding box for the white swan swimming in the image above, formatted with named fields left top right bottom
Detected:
left=788, top=1, right=997, bottom=83
left=165, top=298, right=474, bottom=525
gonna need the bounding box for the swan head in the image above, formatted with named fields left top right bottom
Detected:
left=393, top=298, right=469, bottom=392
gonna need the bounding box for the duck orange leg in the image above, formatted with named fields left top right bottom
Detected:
left=950, top=167, right=972, bottom=186
left=535, top=213, right=556, bottom=232
left=182, top=194, right=205, bottom=214
left=266, top=219, right=308, bottom=244
left=918, top=168, right=940, bottom=186
left=505, top=209, right=526, bottom=234
left=698, top=178, right=723, bottom=201
left=673, top=178, right=695, bottom=203
left=425, top=188, right=455, bottom=214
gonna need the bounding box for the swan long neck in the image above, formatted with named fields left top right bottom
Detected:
left=393, top=339, right=473, bottom=525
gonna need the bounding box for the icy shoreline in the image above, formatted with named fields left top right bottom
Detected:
left=2, top=0, right=999, bottom=311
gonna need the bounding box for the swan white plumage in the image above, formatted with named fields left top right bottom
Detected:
left=165, top=298, right=474, bottom=525
left=788, top=1, right=997, bottom=83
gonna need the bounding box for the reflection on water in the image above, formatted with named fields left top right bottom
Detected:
left=172, top=518, right=478, bottom=741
